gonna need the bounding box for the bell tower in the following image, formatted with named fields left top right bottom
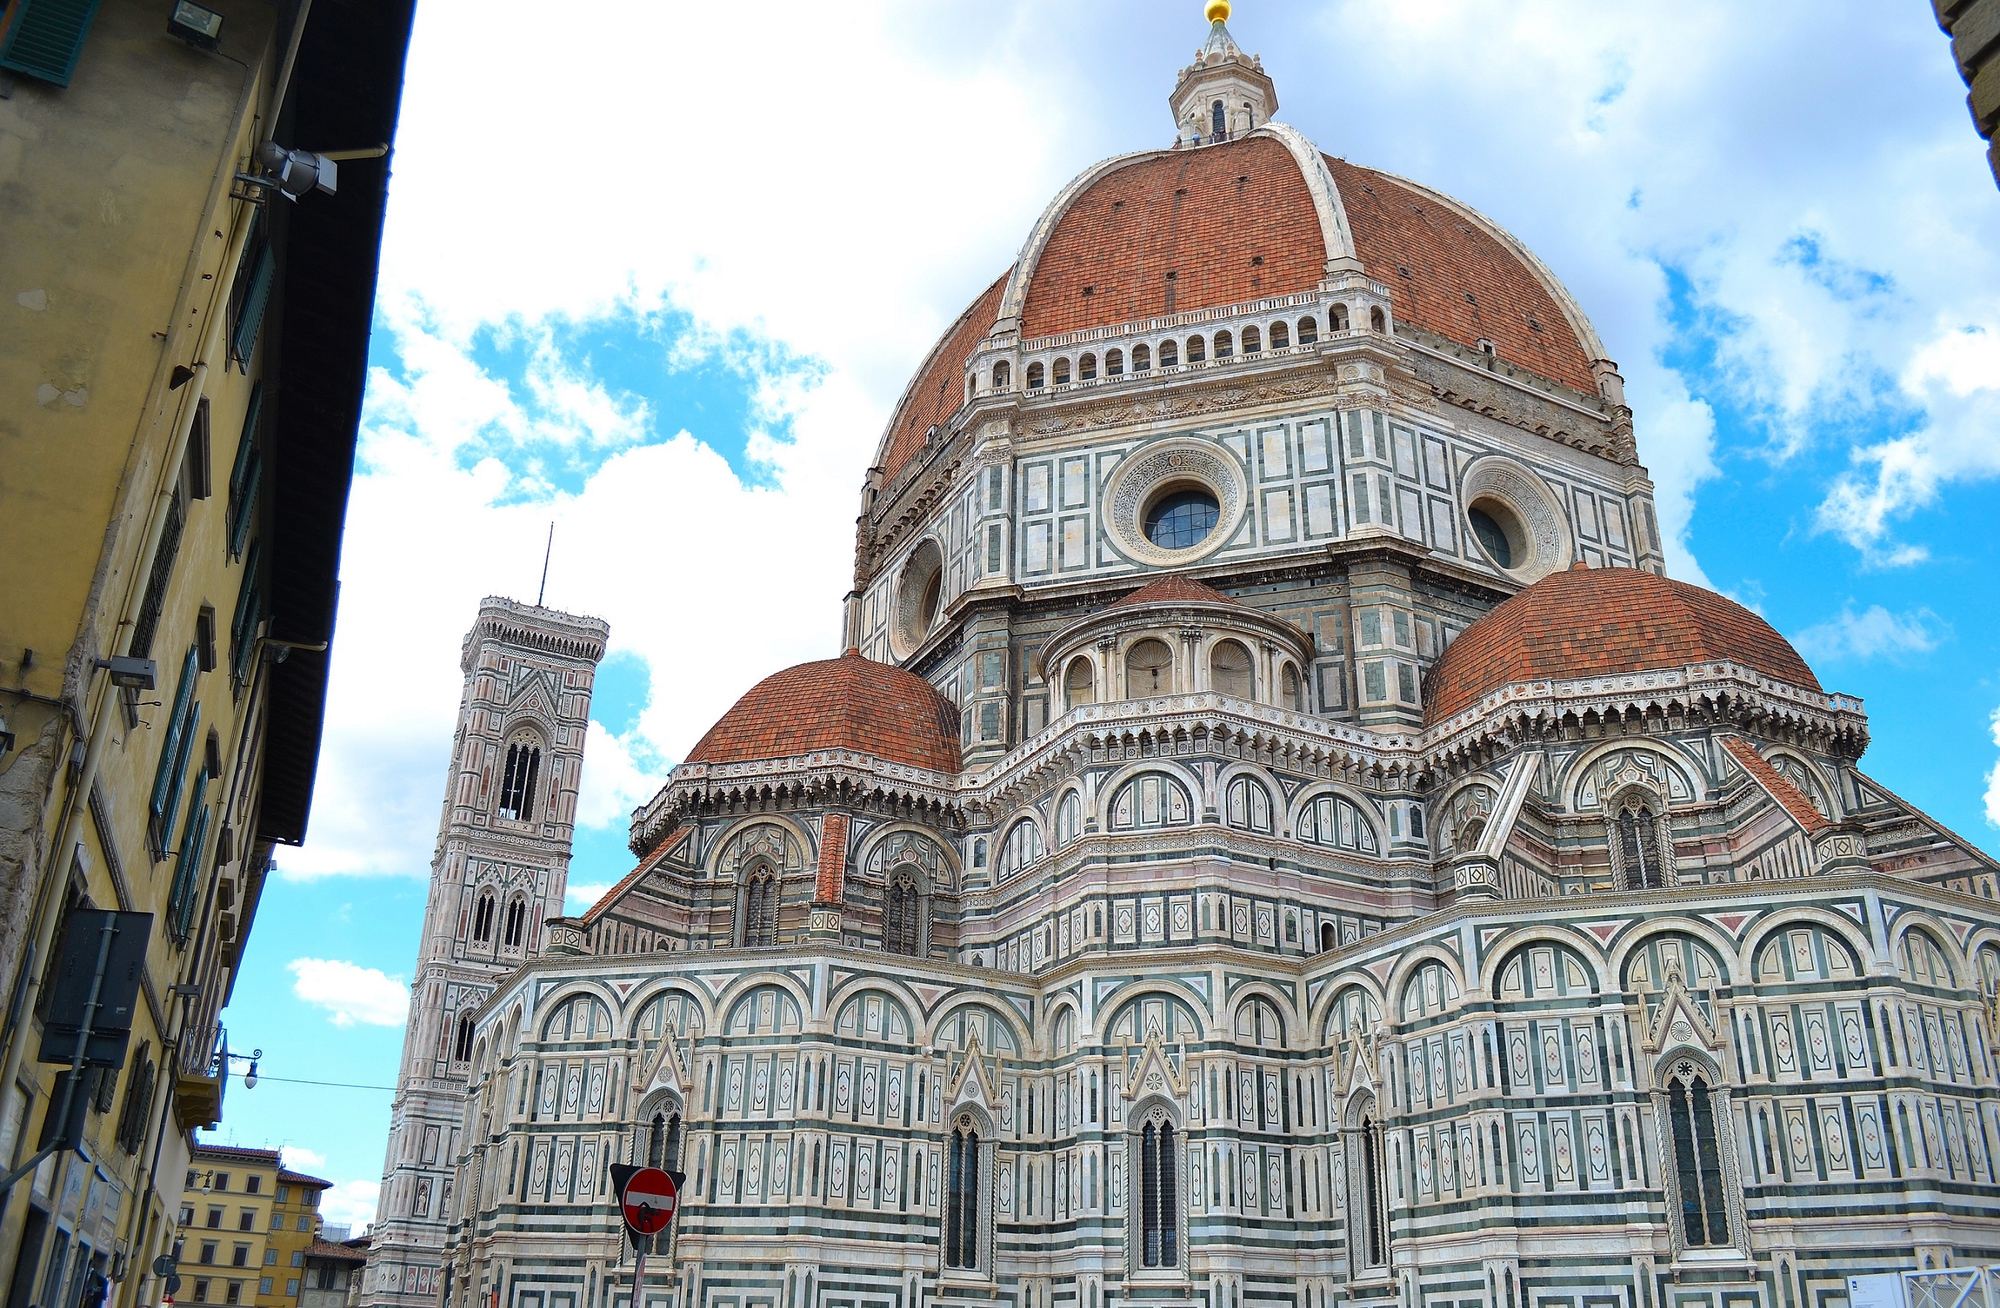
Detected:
left=362, top=597, right=609, bottom=1308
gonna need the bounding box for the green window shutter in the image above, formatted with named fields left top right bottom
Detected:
left=226, top=384, right=263, bottom=559
left=148, top=646, right=201, bottom=824
left=228, top=453, right=261, bottom=561
left=155, top=701, right=200, bottom=853
left=0, top=0, right=104, bottom=88
left=230, top=540, right=261, bottom=652
left=128, top=496, right=186, bottom=660
left=171, top=796, right=211, bottom=942
left=231, top=244, right=274, bottom=372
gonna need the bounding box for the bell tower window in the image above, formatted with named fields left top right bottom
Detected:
left=502, top=898, right=526, bottom=949
left=741, top=869, right=778, bottom=948
left=884, top=869, right=923, bottom=957
left=471, top=892, right=495, bottom=943
left=498, top=737, right=542, bottom=822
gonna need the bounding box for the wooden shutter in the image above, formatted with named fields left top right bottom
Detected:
left=0, top=0, right=104, bottom=87
left=231, top=243, right=275, bottom=371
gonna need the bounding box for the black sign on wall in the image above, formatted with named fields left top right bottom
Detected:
left=37, top=910, right=151, bottom=1069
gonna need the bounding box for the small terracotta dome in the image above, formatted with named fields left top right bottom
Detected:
left=1108, top=574, right=1242, bottom=609
left=1425, top=564, right=1822, bottom=726
left=686, top=649, right=961, bottom=774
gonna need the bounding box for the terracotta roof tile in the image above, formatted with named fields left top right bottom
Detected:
left=277, top=1169, right=333, bottom=1189
left=1719, top=737, right=1831, bottom=836
left=1020, top=136, right=1325, bottom=338
left=876, top=270, right=1010, bottom=486
left=1327, top=157, right=1600, bottom=395
left=303, top=1240, right=368, bottom=1264
left=687, top=649, right=961, bottom=775
left=1425, top=564, right=1822, bottom=725
left=1107, top=574, right=1242, bottom=609
left=816, top=813, right=849, bottom=904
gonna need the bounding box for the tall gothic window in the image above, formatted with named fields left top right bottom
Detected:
left=471, top=892, right=495, bottom=943
left=1210, top=100, right=1225, bottom=138
left=742, top=870, right=778, bottom=948
left=1618, top=798, right=1667, bottom=890
left=884, top=870, right=922, bottom=957
left=498, top=739, right=542, bottom=822
left=945, top=1119, right=980, bottom=1270
left=503, top=898, right=526, bottom=949
left=1665, top=1063, right=1731, bottom=1247
left=647, top=1110, right=683, bottom=1171
left=1355, top=1112, right=1387, bottom=1269
left=453, top=1016, right=474, bottom=1063
left=1138, top=1112, right=1179, bottom=1269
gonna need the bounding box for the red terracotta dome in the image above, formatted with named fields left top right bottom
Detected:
left=871, top=133, right=1608, bottom=488
left=686, top=649, right=961, bottom=774
left=1424, top=565, right=1822, bottom=726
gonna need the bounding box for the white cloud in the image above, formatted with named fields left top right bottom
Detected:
left=287, top=959, right=410, bottom=1028
left=317, top=1180, right=381, bottom=1233
left=1986, top=706, right=2000, bottom=829
left=576, top=720, right=668, bottom=832
left=564, top=883, right=614, bottom=913
left=280, top=1146, right=327, bottom=1173
left=1792, top=604, right=1943, bottom=664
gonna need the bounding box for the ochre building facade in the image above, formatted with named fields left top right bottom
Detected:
left=377, top=13, right=2000, bottom=1308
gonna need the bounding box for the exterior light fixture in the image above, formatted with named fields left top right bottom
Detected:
left=167, top=1, right=224, bottom=51
left=94, top=656, right=157, bottom=690
left=242, top=1059, right=259, bottom=1089
left=257, top=141, right=337, bottom=199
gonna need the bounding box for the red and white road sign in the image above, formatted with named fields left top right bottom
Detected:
left=621, top=1167, right=677, bottom=1234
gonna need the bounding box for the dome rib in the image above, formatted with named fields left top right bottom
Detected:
left=871, top=269, right=1010, bottom=490
left=687, top=649, right=962, bottom=774
left=1424, top=566, right=1822, bottom=726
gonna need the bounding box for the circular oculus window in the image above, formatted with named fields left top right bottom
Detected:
left=891, top=538, right=946, bottom=657
left=1458, top=459, right=1571, bottom=581
left=1101, top=439, right=1247, bottom=567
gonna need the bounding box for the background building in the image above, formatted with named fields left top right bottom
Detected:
left=360, top=601, right=609, bottom=1308
left=0, top=2, right=415, bottom=1307
left=381, top=10, right=2000, bottom=1308
left=1933, top=0, right=2000, bottom=185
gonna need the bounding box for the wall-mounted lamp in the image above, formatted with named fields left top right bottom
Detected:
left=257, top=141, right=336, bottom=200
left=94, top=656, right=157, bottom=690
left=168, top=1, right=224, bottom=51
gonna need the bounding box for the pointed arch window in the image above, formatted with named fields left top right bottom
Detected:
left=453, top=1015, right=475, bottom=1063
left=471, top=892, right=495, bottom=943
left=945, top=1117, right=981, bottom=1270
left=1615, top=795, right=1669, bottom=890
left=646, top=1108, right=683, bottom=1172
left=498, top=737, right=542, bottom=822
left=503, top=898, right=526, bottom=949
left=1356, top=1111, right=1387, bottom=1268
left=1210, top=100, right=1225, bottom=139
left=742, top=869, right=779, bottom=948
left=1137, top=1109, right=1180, bottom=1268
left=884, top=869, right=923, bottom=957
left=1663, top=1062, right=1732, bottom=1248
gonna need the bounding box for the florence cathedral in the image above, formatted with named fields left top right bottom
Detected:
left=362, top=11, right=2000, bottom=1308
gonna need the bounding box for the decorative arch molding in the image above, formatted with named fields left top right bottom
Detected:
left=709, top=814, right=815, bottom=881
left=529, top=981, right=619, bottom=1035
left=1760, top=748, right=1839, bottom=819
left=1286, top=783, right=1384, bottom=853
left=1560, top=739, right=1706, bottom=812
left=1472, top=923, right=1613, bottom=995
left=626, top=982, right=713, bottom=1030
left=708, top=970, right=814, bottom=1032
left=1225, top=981, right=1300, bottom=1047
left=1382, top=945, right=1466, bottom=1026
left=926, top=999, right=1029, bottom=1056
left=999, top=149, right=1159, bottom=323
left=1215, top=762, right=1280, bottom=834
left=1092, top=758, right=1206, bottom=819
left=1100, top=983, right=1211, bottom=1046
left=1740, top=907, right=1878, bottom=979
left=1307, top=974, right=1387, bottom=1040
left=856, top=823, right=959, bottom=891
left=1604, top=916, right=1741, bottom=990
left=824, top=974, right=928, bottom=1033
left=1887, top=910, right=1973, bottom=987
left=1041, top=994, right=1085, bottom=1055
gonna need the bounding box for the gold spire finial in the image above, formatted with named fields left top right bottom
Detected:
left=1205, top=0, right=1230, bottom=23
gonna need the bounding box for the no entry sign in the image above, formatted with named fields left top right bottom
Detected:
left=620, top=1167, right=677, bottom=1235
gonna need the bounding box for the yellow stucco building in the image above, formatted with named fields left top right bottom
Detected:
left=169, top=1146, right=328, bottom=1308
left=0, top=3, right=413, bottom=1307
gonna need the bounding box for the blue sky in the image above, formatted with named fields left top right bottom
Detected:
left=197, top=1, right=2000, bottom=1227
